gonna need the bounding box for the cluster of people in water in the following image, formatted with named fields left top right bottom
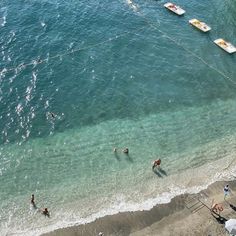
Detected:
left=113, top=147, right=162, bottom=172
left=30, top=147, right=161, bottom=221
left=31, top=194, right=50, bottom=217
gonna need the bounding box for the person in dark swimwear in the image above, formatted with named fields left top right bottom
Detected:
left=152, top=159, right=161, bottom=170
left=42, top=208, right=50, bottom=217
left=31, top=194, right=36, bottom=208
left=123, top=147, right=129, bottom=154
left=50, top=112, right=56, bottom=119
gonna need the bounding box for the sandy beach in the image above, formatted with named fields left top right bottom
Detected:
left=41, top=180, right=236, bottom=236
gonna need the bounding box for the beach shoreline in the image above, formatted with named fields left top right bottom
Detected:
left=41, top=179, right=236, bottom=236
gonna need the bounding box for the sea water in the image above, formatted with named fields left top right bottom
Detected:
left=0, top=0, right=236, bottom=235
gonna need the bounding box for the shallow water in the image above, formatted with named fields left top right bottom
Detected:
left=0, top=0, right=236, bottom=235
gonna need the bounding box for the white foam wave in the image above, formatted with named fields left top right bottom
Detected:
left=40, top=21, right=46, bottom=27
left=126, top=0, right=139, bottom=12
left=0, top=16, right=6, bottom=27
left=0, top=7, right=7, bottom=27
left=6, top=156, right=236, bottom=236
left=15, top=103, right=23, bottom=115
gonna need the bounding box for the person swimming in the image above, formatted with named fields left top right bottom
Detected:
left=49, top=112, right=56, bottom=118
left=123, top=147, right=129, bottom=154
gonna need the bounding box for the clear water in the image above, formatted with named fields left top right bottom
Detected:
left=0, top=0, right=236, bottom=235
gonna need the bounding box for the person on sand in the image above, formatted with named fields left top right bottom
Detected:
left=152, top=159, right=161, bottom=170
left=211, top=200, right=223, bottom=215
left=42, top=208, right=50, bottom=217
left=98, top=232, right=104, bottom=236
left=224, top=184, right=230, bottom=199
left=123, top=147, right=129, bottom=154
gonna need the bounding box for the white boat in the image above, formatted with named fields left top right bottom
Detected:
left=189, top=19, right=211, bottom=32
left=164, top=2, right=185, bottom=16
left=214, top=38, right=236, bottom=54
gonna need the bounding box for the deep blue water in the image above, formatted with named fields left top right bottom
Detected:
left=0, top=0, right=236, bottom=235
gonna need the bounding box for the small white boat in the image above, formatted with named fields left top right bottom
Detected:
left=189, top=19, right=211, bottom=32
left=214, top=38, right=236, bottom=54
left=164, top=2, right=185, bottom=16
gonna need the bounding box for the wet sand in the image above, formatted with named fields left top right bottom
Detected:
left=42, top=180, right=236, bottom=236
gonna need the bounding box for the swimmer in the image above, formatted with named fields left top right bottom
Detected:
left=36, top=59, right=43, bottom=64
left=47, top=112, right=56, bottom=119
left=113, top=147, right=117, bottom=152
left=123, top=147, right=129, bottom=154
left=42, top=208, right=50, bottom=217
left=152, top=159, right=161, bottom=170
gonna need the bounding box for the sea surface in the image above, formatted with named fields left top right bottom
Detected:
left=0, top=0, right=236, bottom=235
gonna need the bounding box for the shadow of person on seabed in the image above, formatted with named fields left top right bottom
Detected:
left=114, top=151, right=121, bottom=161
left=158, top=168, right=167, bottom=176
left=152, top=168, right=168, bottom=178
left=153, top=169, right=163, bottom=177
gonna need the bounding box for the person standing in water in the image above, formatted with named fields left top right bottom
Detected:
left=152, top=159, right=161, bottom=170
left=31, top=194, right=36, bottom=208
left=42, top=208, right=50, bottom=217
left=224, top=184, right=230, bottom=199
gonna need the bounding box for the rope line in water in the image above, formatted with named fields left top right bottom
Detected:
left=0, top=25, right=147, bottom=75
left=127, top=0, right=235, bottom=85
left=1, top=0, right=234, bottom=86
left=148, top=21, right=236, bottom=85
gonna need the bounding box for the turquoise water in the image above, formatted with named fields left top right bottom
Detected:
left=0, top=0, right=236, bottom=235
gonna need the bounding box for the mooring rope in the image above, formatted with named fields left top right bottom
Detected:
left=0, top=25, right=147, bottom=76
